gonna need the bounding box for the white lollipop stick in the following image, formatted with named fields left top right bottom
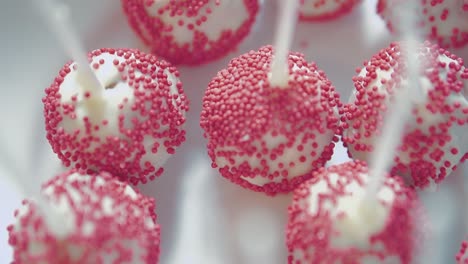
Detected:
left=268, top=0, right=299, bottom=88
left=33, top=0, right=102, bottom=95
left=364, top=0, right=422, bottom=200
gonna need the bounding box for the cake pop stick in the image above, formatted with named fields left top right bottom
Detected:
left=268, top=0, right=299, bottom=87
left=365, top=0, right=422, bottom=200
left=33, top=0, right=102, bottom=95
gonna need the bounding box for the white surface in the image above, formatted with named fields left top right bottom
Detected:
left=0, top=0, right=467, bottom=263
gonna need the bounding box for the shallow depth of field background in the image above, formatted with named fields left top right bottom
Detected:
left=1, top=0, right=467, bottom=263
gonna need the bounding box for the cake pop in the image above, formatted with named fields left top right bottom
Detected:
left=7, top=170, right=161, bottom=264
left=285, top=160, right=425, bottom=264
left=44, top=48, right=189, bottom=185
left=340, top=41, right=468, bottom=189
left=38, top=0, right=188, bottom=185
left=457, top=239, right=468, bottom=264
left=122, top=0, right=260, bottom=65
left=299, top=0, right=361, bottom=21
left=201, top=0, right=340, bottom=195
left=200, top=46, right=340, bottom=195
left=377, top=0, right=468, bottom=49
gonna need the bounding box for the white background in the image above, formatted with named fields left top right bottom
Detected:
left=0, top=0, right=467, bottom=263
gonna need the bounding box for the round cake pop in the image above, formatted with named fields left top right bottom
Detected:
left=43, top=48, right=189, bottom=185
left=340, top=41, right=468, bottom=189
left=121, top=0, right=260, bottom=65
left=7, top=170, right=161, bottom=264
left=286, top=160, right=425, bottom=264
left=299, top=0, right=361, bottom=21
left=457, top=239, right=468, bottom=264
left=200, top=45, right=341, bottom=195
left=377, top=0, right=468, bottom=49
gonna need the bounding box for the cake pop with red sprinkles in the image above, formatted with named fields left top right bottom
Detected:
left=340, top=41, right=468, bottom=189
left=285, top=161, right=425, bottom=264
left=122, top=0, right=259, bottom=65
left=200, top=46, right=340, bottom=195
left=44, top=48, right=189, bottom=185
left=377, top=0, right=468, bottom=49
left=201, top=0, right=340, bottom=195
left=457, top=239, right=468, bottom=264
left=40, top=0, right=189, bottom=185
left=299, top=0, right=361, bottom=21
left=7, top=170, right=161, bottom=264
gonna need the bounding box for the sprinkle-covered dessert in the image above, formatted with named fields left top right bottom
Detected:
left=43, top=48, right=189, bottom=185
left=122, top=0, right=260, bottom=65
left=286, top=161, right=425, bottom=264
left=377, top=0, right=468, bottom=49
left=7, top=170, right=161, bottom=264
left=200, top=45, right=340, bottom=195
left=340, top=41, right=468, bottom=189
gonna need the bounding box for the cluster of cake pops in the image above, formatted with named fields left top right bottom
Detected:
left=5, top=0, right=468, bottom=263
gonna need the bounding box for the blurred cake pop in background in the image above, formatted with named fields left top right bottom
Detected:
left=122, top=0, right=260, bottom=65
left=340, top=41, right=468, bottom=189
left=377, top=0, right=468, bottom=49
left=286, top=161, right=425, bottom=264
left=7, top=170, right=161, bottom=264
